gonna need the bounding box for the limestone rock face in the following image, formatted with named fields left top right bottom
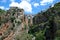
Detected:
left=0, top=7, right=33, bottom=40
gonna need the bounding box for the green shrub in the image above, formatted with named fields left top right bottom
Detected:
left=56, top=30, right=60, bottom=37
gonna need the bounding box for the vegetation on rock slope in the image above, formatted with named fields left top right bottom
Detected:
left=29, top=2, right=60, bottom=40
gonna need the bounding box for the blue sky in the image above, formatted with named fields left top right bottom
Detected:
left=0, top=0, right=60, bottom=14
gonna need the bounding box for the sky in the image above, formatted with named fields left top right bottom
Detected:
left=0, top=0, right=60, bottom=14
